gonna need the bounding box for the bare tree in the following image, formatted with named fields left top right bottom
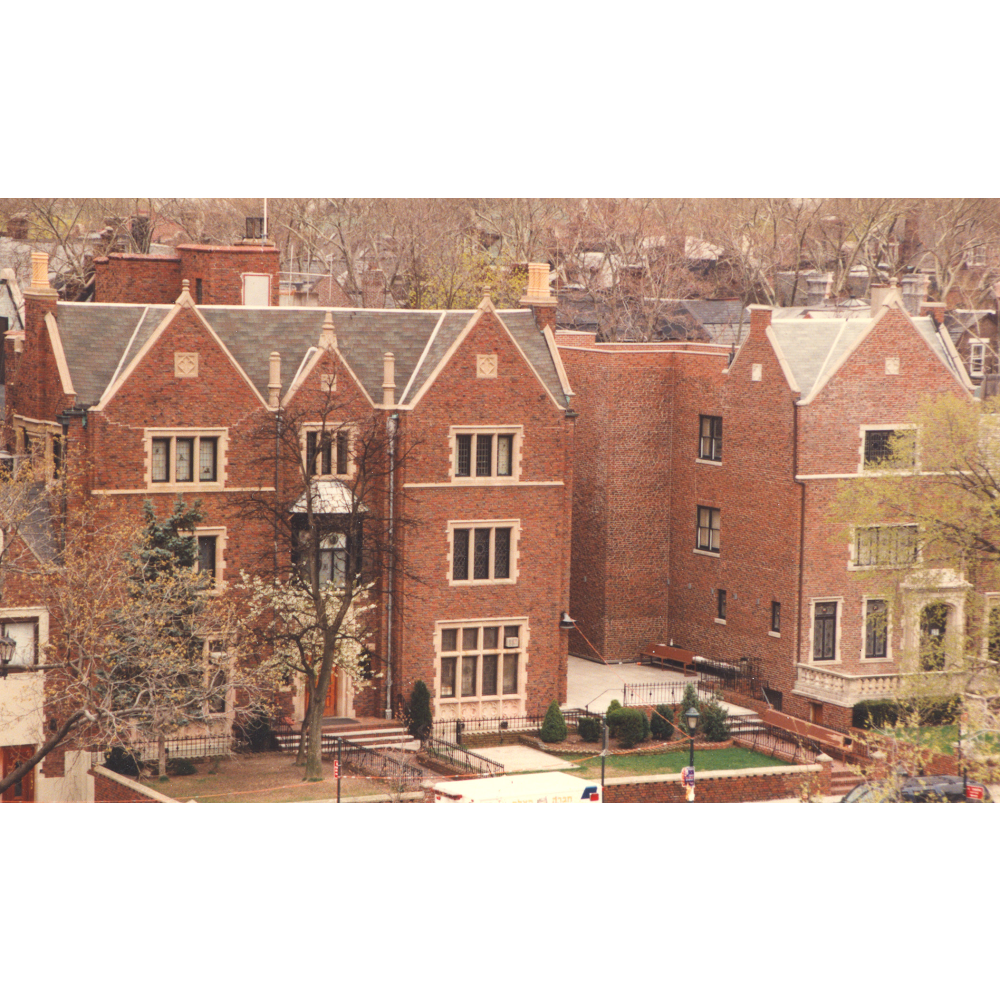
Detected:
left=227, top=352, right=418, bottom=781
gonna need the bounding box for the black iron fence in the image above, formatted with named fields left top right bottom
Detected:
left=623, top=679, right=700, bottom=708
left=322, top=735, right=424, bottom=785
left=694, top=656, right=767, bottom=700
left=90, top=733, right=235, bottom=768
left=429, top=709, right=598, bottom=744
left=423, top=738, right=504, bottom=776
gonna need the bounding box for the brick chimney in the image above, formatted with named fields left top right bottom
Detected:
left=24, top=251, right=58, bottom=335
left=268, top=352, right=281, bottom=407
left=748, top=304, right=772, bottom=339
left=362, top=267, right=386, bottom=309
left=520, top=262, right=557, bottom=332
left=382, top=352, right=395, bottom=406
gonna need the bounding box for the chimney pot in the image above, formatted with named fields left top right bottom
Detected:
left=30, top=253, right=49, bottom=290
left=382, top=352, right=396, bottom=406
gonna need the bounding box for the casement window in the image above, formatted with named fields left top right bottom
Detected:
left=450, top=427, right=521, bottom=482
left=969, top=339, right=987, bottom=377
left=988, top=605, right=1000, bottom=663
left=305, top=427, right=350, bottom=477
left=862, top=428, right=915, bottom=470
left=186, top=528, right=226, bottom=592
left=449, top=521, right=518, bottom=584
left=437, top=620, right=525, bottom=702
left=864, top=599, right=889, bottom=659
left=812, top=601, right=839, bottom=661
left=696, top=506, right=721, bottom=554
left=699, top=415, right=723, bottom=462
left=770, top=601, right=781, bottom=636
left=296, top=531, right=349, bottom=587
left=716, top=589, right=727, bottom=622
left=854, top=525, right=919, bottom=567
left=145, top=429, right=227, bottom=490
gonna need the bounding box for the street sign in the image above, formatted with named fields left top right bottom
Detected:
left=681, top=765, right=695, bottom=787
left=333, top=760, right=340, bottom=779
left=965, top=783, right=985, bottom=800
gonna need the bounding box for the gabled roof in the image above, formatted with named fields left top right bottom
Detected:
left=764, top=297, right=968, bottom=403
left=52, top=304, right=569, bottom=411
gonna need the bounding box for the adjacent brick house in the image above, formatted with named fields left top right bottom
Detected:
left=558, top=284, right=976, bottom=728
left=3, top=246, right=575, bottom=784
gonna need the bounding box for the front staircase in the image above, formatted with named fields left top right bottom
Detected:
left=829, top=760, right=861, bottom=798
left=274, top=717, right=419, bottom=753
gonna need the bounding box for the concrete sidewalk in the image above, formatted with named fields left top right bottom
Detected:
left=564, top=655, right=756, bottom=717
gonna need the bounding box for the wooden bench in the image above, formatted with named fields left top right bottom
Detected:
left=640, top=643, right=695, bottom=674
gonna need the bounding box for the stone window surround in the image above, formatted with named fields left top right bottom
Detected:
left=858, top=423, right=917, bottom=475
left=181, top=527, right=228, bottom=593
left=860, top=595, right=893, bottom=663
left=143, top=428, right=228, bottom=492
left=299, top=422, right=356, bottom=480
left=0, top=607, right=49, bottom=669
left=809, top=596, right=843, bottom=665
left=446, top=519, right=521, bottom=585
left=433, top=615, right=529, bottom=711
left=448, top=425, right=522, bottom=483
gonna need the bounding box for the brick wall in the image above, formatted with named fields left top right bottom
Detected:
left=603, top=759, right=829, bottom=802
left=94, top=254, right=182, bottom=303
left=90, top=766, right=174, bottom=802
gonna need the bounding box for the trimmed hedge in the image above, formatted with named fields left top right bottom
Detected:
left=578, top=715, right=603, bottom=742
left=852, top=695, right=961, bottom=730
left=615, top=707, right=650, bottom=749
left=407, top=679, right=433, bottom=738
left=699, top=697, right=730, bottom=742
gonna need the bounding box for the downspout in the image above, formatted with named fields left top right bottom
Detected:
left=794, top=399, right=806, bottom=679
left=273, top=410, right=281, bottom=577
left=385, top=411, right=399, bottom=718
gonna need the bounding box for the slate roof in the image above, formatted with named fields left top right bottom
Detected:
left=54, top=304, right=569, bottom=410
left=767, top=310, right=964, bottom=399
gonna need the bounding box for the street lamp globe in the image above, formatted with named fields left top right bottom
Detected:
left=684, top=705, right=700, bottom=735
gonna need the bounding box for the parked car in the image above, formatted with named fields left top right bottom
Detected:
left=841, top=775, right=993, bottom=802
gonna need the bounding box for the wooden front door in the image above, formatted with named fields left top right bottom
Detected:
left=324, top=671, right=339, bottom=716
left=1, top=745, right=36, bottom=803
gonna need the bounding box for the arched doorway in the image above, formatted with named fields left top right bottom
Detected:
left=919, top=602, right=949, bottom=671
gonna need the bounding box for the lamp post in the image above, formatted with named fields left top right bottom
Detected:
left=685, top=705, right=700, bottom=769
left=0, top=629, right=17, bottom=679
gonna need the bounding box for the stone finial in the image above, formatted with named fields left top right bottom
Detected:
left=382, top=352, right=396, bottom=406
left=182, top=278, right=190, bottom=293
left=319, top=311, right=337, bottom=351
left=30, top=252, right=49, bottom=289
left=268, top=351, right=281, bottom=407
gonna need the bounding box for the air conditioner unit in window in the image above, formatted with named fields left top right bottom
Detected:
left=505, top=637, right=519, bottom=648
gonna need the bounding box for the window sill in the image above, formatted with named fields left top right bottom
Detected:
left=693, top=548, right=720, bottom=558
left=768, top=631, right=781, bottom=638
left=146, top=481, right=224, bottom=492
left=811, top=659, right=841, bottom=667
left=450, top=477, right=519, bottom=486
left=713, top=618, right=726, bottom=625
left=449, top=579, right=517, bottom=586
left=859, top=656, right=893, bottom=665
left=695, top=458, right=722, bottom=466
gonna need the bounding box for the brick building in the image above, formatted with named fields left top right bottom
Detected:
left=558, top=284, right=976, bottom=729
left=1, top=251, right=574, bottom=799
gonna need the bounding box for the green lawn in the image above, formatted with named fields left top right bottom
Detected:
left=550, top=746, right=786, bottom=780
left=878, top=725, right=1000, bottom=755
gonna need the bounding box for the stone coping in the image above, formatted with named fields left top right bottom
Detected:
left=91, top=765, right=178, bottom=803
left=604, top=763, right=821, bottom=786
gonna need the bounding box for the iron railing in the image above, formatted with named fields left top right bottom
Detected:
left=429, top=708, right=598, bottom=744
left=694, top=656, right=767, bottom=700
left=423, top=737, right=504, bottom=776
left=90, top=732, right=236, bottom=767
left=726, top=716, right=820, bottom=763
left=623, top=679, right=698, bottom=707
left=322, top=735, right=424, bottom=785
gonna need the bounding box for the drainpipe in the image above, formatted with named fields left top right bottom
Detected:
left=794, top=399, right=806, bottom=681
left=274, top=410, right=282, bottom=577
left=385, top=411, right=399, bottom=718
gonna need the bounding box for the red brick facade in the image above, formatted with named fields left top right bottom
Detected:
left=558, top=296, right=974, bottom=726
